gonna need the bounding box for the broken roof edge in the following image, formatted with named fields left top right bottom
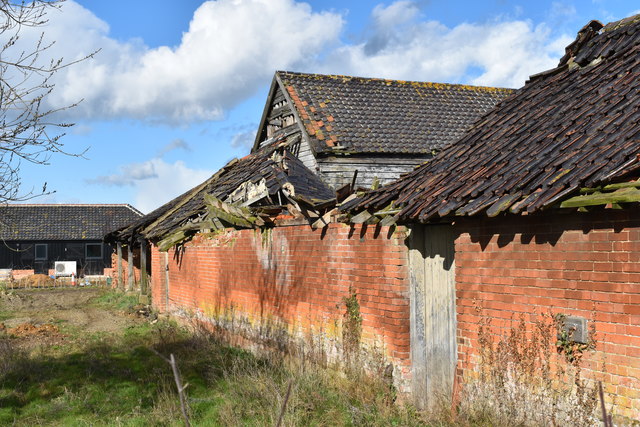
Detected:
left=104, top=158, right=242, bottom=244
left=109, top=134, right=338, bottom=249
left=341, top=175, right=640, bottom=228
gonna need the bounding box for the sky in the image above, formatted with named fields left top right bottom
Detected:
left=11, top=0, right=640, bottom=213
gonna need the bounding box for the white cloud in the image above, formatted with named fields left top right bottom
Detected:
left=133, top=159, right=213, bottom=213
left=230, top=129, right=257, bottom=150
left=34, top=0, right=343, bottom=123
left=23, top=0, right=574, bottom=125
left=321, top=3, right=573, bottom=88
left=157, top=138, right=191, bottom=157
left=88, top=160, right=158, bottom=186
left=550, top=2, right=577, bottom=20
left=87, top=157, right=212, bottom=212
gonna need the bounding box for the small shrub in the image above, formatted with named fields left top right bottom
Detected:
left=342, top=286, right=362, bottom=369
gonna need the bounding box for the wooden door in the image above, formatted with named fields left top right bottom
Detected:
left=408, top=224, right=457, bottom=410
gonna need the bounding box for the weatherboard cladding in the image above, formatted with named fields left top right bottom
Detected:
left=277, top=71, right=514, bottom=155
left=347, top=15, right=640, bottom=222
left=0, top=205, right=142, bottom=241
left=113, top=136, right=334, bottom=242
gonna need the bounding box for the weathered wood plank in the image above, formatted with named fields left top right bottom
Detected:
left=116, top=243, right=123, bottom=290
left=408, top=226, right=427, bottom=409
left=140, top=239, right=148, bottom=295
left=408, top=225, right=457, bottom=410
left=350, top=210, right=373, bottom=224
left=318, top=157, right=426, bottom=189
left=560, top=187, right=640, bottom=208
left=158, top=231, right=188, bottom=252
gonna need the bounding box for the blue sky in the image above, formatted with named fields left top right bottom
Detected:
left=14, top=0, right=640, bottom=212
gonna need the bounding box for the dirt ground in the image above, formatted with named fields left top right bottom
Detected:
left=0, top=288, right=142, bottom=348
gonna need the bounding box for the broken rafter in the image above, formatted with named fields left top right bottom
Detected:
left=157, top=230, right=189, bottom=252
left=579, top=179, right=640, bottom=194
left=204, top=195, right=264, bottom=228
left=560, top=186, right=640, bottom=208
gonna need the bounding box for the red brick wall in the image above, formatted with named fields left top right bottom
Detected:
left=151, top=243, right=167, bottom=311
left=146, top=209, right=640, bottom=416
left=110, top=246, right=142, bottom=289
left=150, top=223, right=412, bottom=389
left=455, top=209, right=640, bottom=420
left=11, top=269, right=35, bottom=279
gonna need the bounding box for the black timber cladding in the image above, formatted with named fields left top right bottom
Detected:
left=346, top=15, right=640, bottom=222
left=0, top=240, right=112, bottom=275
left=263, top=71, right=514, bottom=156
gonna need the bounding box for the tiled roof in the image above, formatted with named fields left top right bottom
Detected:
left=346, top=15, right=640, bottom=222
left=277, top=71, right=514, bottom=155
left=111, top=135, right=335, bottom=242
left=0, top=204, right=143, bottom=241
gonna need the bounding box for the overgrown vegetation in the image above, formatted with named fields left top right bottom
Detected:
left=0, top=288, right=614, bottom=426
left=0, top=289, right=424, bottom=426
left=342, top=286, right=362, bottom=369
left=454, top=307, right=600, bottom=426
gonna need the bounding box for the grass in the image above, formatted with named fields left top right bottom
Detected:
left=0, top=290, right=427, bottom=426
left=91, top=291, right=140, bottom=312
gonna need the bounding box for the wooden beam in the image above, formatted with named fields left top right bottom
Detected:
left=350, top=210, right=373, bottom=224
left=140, top=239, right=148, bottom=296
left=379, top=214, right=399, bottom=227
left=560, top=187, right=640, bottom=208
left=580, top=179, right=640, bottom=194
left=127, top=245, right=134, bottom=291
left=163, top=252, right=170, bottom=310
left=116, top=242, right=123, bottom=290
left=158, top=231, right=188, bottom=252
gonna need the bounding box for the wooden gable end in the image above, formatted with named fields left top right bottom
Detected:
left=256, top=85, right=299, bottom=146
left=253, top=76, right=319, bottom=175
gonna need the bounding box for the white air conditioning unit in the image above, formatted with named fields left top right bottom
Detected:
left=54, top=261, right=77, bottom=277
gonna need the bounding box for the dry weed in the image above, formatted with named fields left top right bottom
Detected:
left=456, top=309, right=599, bottom=426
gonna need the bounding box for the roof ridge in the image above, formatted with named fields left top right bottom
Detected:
left=3, top=204, right=143, bottom=217
left=5, top=203, right=139, bottom=207
left=275, top=70, right=514, bottom=92
left=602, top=13, right=640, bottom=32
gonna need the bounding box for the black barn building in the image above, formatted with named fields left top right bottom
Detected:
left=0, top=204, right=142, bottom=276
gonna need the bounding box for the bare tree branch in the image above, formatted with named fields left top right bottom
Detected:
left=0, top=0, right=95, bottom=203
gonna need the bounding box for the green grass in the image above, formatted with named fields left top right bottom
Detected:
left=0, top=291, right=428, bottom=426
left=91, top=290, right=140, bottom=312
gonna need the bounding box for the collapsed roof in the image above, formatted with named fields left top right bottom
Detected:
left=108, top=135, right=335, bottom=249
left=345, top=15, right=640, bottom=224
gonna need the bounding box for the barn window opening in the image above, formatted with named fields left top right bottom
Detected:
left=86, top=243, right=103, bottom=259
left=35, top=244, right=48, bottom=260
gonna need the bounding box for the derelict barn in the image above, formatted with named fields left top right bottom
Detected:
left=108, top=14, right=640, bottom=423
left=254, top=71, right=513, bottom=189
